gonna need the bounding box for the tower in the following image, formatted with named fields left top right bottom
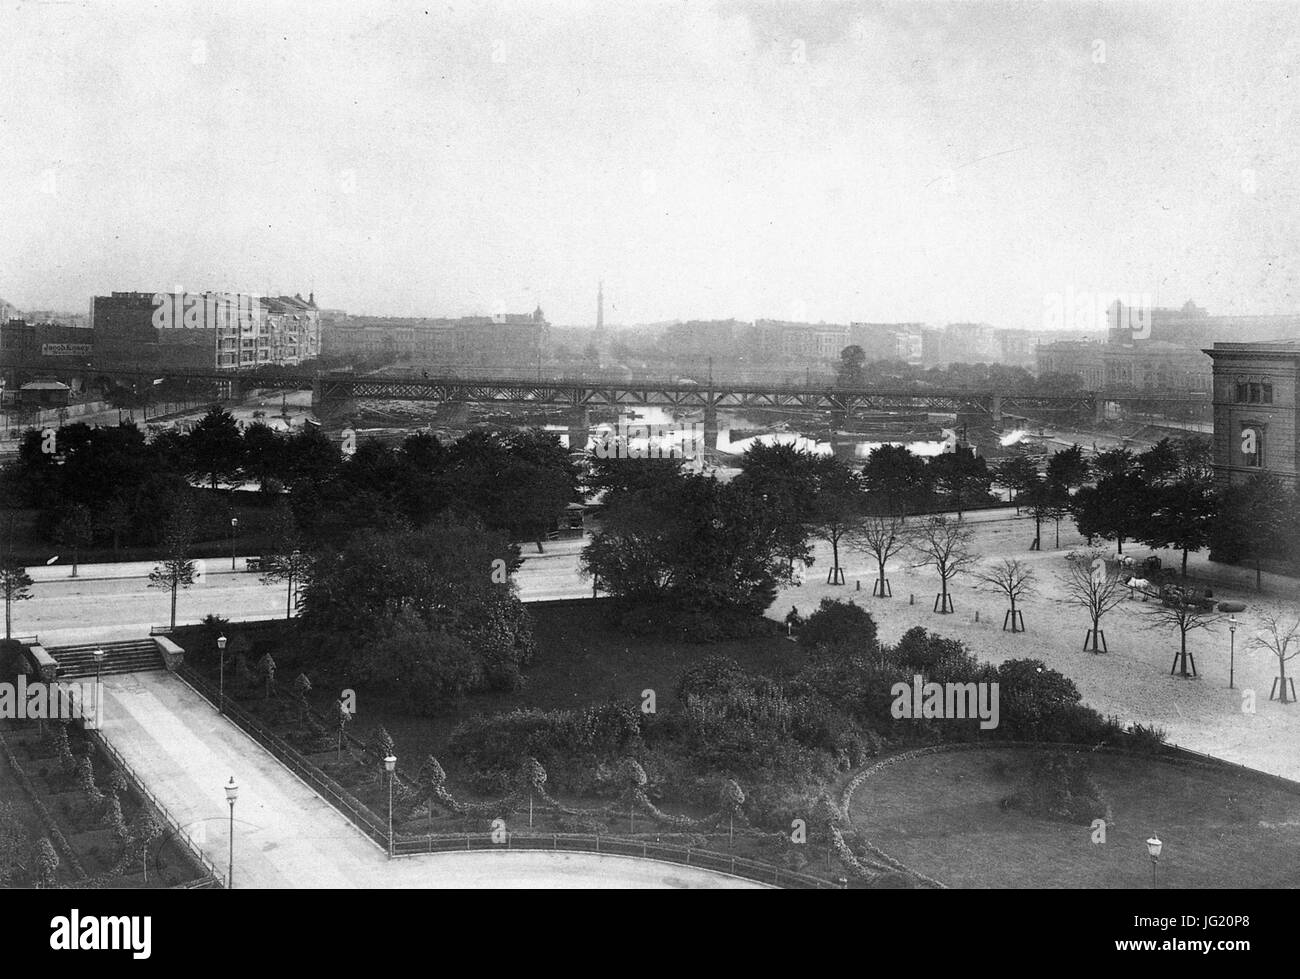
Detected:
left=597, top=280, right=604, bottom=330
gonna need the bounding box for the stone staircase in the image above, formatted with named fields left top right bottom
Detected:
left=45, top=639, right=165, bottom=680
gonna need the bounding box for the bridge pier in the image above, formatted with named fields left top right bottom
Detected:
left=990, top=394, right=1002, bottom=429
left=703, top=405, right=719, bottom=451
left=567, top=407, right=589, bottom=452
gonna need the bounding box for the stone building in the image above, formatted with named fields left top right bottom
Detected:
left=1205, top=339, right=1300, bottom=488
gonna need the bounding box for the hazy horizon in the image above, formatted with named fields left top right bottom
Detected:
left=4, top=1, right=1300, bottom=330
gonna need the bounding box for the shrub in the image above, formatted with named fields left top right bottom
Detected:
left=1001, top=752, right=1109, bottom=825
left=1126, top=723, right=1168, bottom=754
left=799, top=599, right=879, bottom=656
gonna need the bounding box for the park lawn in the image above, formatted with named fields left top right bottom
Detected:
left=850, top=746, right=1300, bottom=888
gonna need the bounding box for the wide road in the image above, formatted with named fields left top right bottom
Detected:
left=15, top=541, right=596, bottom=646
left=100, top=670, right=763, bottom=889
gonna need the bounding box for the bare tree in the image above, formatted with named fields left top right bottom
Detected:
left=260, top=502, right=313, bottom=619
left=1145, top=588, right=1218, bottom=679
left=1059, top=551, right=1128, bottom=653
left=851, top=512, right=913, bottom=598
left=1249, top=614, right=1300, bottom=704
left=911, top=516, right=979, bottom=614
left=976, top=558, right=1035, bottom=632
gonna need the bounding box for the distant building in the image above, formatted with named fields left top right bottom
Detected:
left=1034, top=337, right=1210, bottom=392
left=90, top=291, right=321, bottom=371
left=848, top=323, right=925, bottom=364
left=751, top=320, right=849, bottom=364
left=321, top=307, right=547, bottom=368
left=0, top=319, right=95, bottom=387
left=1205, top=339, right=1300, bottom=488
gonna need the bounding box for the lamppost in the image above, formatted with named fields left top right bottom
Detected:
left=1146, top=836, right=1162, bottom=888
left=216, top=634, right=227, bottom=714
left=230, top=517, right=238, bottom=571
left=225, top=776, right=239, bottom=888
left=384, top=755, right=397, bottom=858
left=1228, top=616, right=1238, bottom=690
left=92, top=649, right=104, bottom=730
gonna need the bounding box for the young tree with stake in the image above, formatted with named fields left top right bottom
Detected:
left=146, top=502, right=198, bottom=630
left=1059, top=551, right=1128, bottom=652
left=911, top=515, right=979, bottom=614
left=1249, top=614, right=1300, bottom=704
left=1146, top=591, right=1218, bottom=679
left=0, top=561, right=34, bottom=640
left=976, top=558, right=1035, bottom=632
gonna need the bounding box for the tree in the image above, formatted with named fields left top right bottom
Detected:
left=798, top=598, right=878, bottom=655
left=1046, top=444, right=1090, bottom=497
left=54, top=504, right=93, bottom=578
left=926, top=446, right=991, bottom=518
left=808, top=458, right=865, bottom=586
left=1146, top=590, right=1218, bottom=679
left=1211, top=474, right=1294, bottom=591
left=100, top=494, right=133, bottom=560
left=837, top=345, right=866, bottom=387
left=241, top=422, right=286, bottom=491
left=1060, top=551, right=1128, bottom=653
left=1249, top=614, right=1300, bottom=704
left=911, top=516, right=979, bottom=613
left=146, top=502, right=198, bottom=630
left=852, top=510, right=913, bottom=598
left=130, top=812, right=163, bottom=883
left=1070, top=468, right=1148, bottom=554
left=993, top=455, right=1038, bottom=509
left=810, top=793, right=843, bottom=870
left=734, top=442, right=821, bottom=573
left=1143, top=480, right=1217, bottom=577
left=260, top=501, right=313, bottom=619
left=187, top=406, right=244, bottom=489
left=0, top=562, right=34, bottom=640
left=976, top=558, right=1035, bottom=632
left=861, top=444, right=928, bottom=516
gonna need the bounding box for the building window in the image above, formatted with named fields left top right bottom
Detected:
left=1263, top=383, right=1273, bottom=404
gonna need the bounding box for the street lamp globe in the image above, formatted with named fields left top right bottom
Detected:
left=217, top=635, right=227, bottom=652
left=1228, top=615, right=1238, bottom=634
left=1146, top=836, right=1162, bottom=860
left=225, top=776, right=239, bottom=805
left=384, top=755, right=396, bottom=774
left=92, top=649, right=105, bottom=665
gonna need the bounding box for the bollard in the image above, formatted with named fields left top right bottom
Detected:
left=975, top=611, right=980, bottom=623
left=909, top=594, right=915, bottom=605
left=855, top=580, right=861, bottom=591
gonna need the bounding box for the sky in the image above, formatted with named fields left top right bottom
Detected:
left=2, top=0, right=1299, bottom=329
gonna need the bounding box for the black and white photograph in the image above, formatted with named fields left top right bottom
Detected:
left=0, top=0, right=1291, bottom=951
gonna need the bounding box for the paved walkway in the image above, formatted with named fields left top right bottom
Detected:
left=99, top=670, right=759, bottom=888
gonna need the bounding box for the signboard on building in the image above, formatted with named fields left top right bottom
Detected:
left=41, top=343, right=92, bottom=357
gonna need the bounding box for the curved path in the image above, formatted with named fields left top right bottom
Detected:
left=99, top=670, right=760, bottom=889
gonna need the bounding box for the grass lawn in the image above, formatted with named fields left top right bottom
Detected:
left=850, top=746, right=1300, bottom=888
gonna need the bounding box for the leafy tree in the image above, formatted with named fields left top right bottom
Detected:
left=0, top=561, right=34, bottom=640
left=910, top=515, right=979, bottom=613
left=241, top=422, right=286, bottom=491
left=146, top=501, right=198, bottom=629
left=837, top=345, right=866, bottom=387
left=1143, top=480, right=1217, bottom=577
left=1059, top=551, right=1128, bottom=653
left=926, top=446, right=991, bottom=518
left=860, top=444, right=929, bottom=516
left=1046, top=444, right=1090, bottom=495
left=260, top=501, right=313, bottom=619
left=807, top=458, right=865, bottom=585
left=1210, top=474, right=1294, bottom=590
left=54, top=504, right=93, bottom=577
left=187, top=406, right=244, bottom=489
left=1069, top=464, right=1148, bottom=555
left=993, top=455, right=1038, bottom=509
left=100, top=494, right=133, bottom=559
left=734, top=442, right=821, bottom=573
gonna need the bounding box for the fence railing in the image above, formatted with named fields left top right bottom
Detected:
left=391, top=832, right=839, bottom=888
left=175, top=665, right=390, bottom=850
left=86, top=726, right=227, bottom=888
left=175, top=666, right=837, bottom=889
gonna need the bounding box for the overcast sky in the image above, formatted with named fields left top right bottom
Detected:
left=2, top=0, right=1299, bottom=328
